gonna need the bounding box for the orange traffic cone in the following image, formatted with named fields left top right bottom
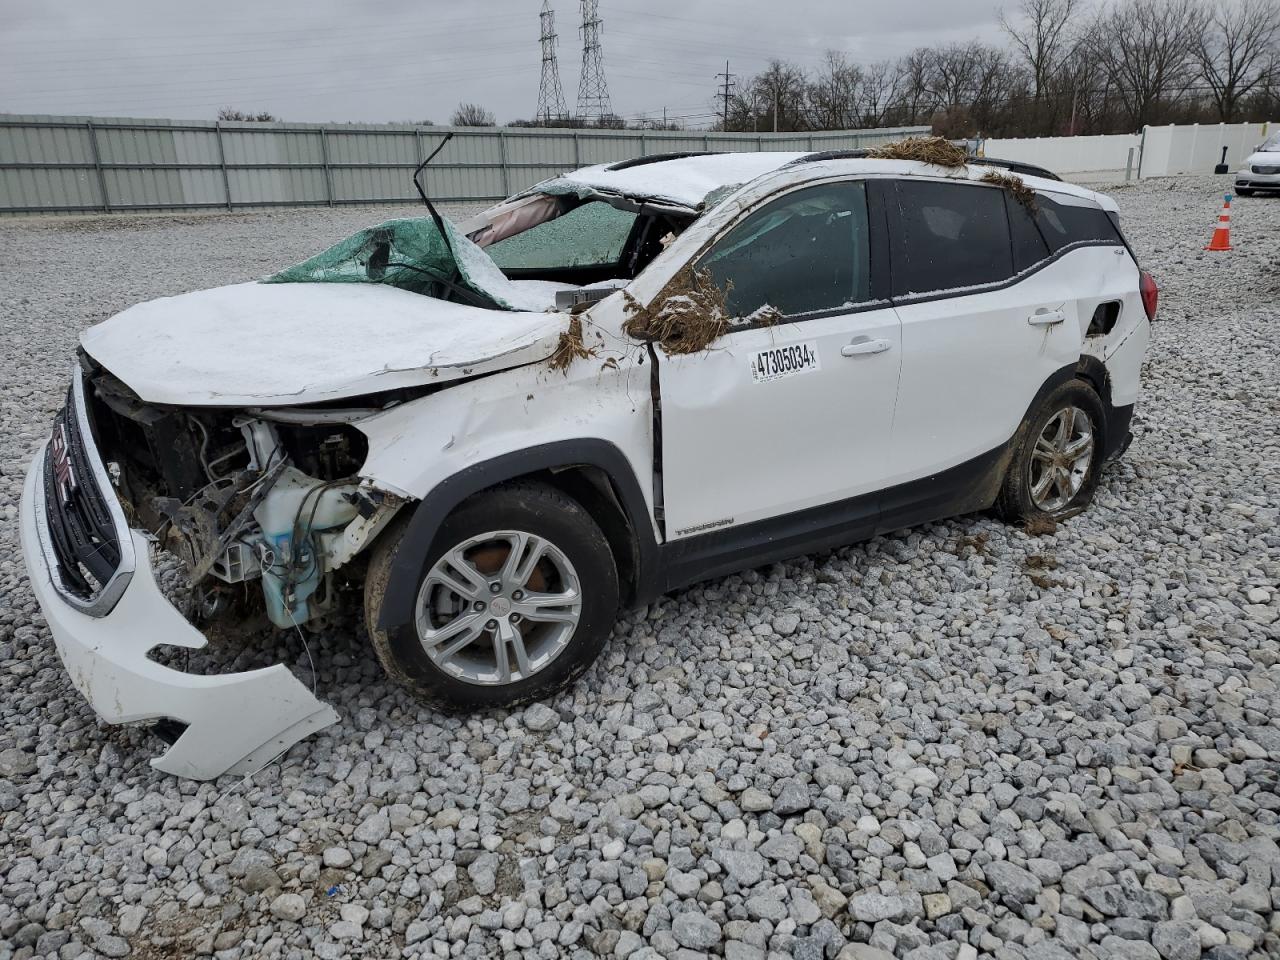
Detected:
left=1205, top=194, right=1233, bottom=251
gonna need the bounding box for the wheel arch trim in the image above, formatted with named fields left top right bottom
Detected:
left=375, top=439, right=660, bottom=633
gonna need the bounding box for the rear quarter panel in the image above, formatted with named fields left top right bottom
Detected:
left=1075, top=244, right=1148, bottom=407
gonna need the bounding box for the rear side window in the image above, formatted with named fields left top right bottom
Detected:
left=891, top=181, right=1013, bottom=297
left=1008, top=196, right=1051, bottom=273
left=1034, top=195, right=1122, bottom=252
left=486, top=200, right=636, bottom=270
left=698, top=180, right=871, bottom=319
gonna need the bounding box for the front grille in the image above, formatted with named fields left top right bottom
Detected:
left=1253, top=165, right=1279, bottom=175
left=43, top=387, right=121, bottom=600
left=36, top=371, right=134, bottom=614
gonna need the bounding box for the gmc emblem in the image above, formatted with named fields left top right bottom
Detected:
left=50, top=422, right=76, bottom=504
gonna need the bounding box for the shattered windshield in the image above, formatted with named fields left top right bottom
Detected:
left=264, top=190, right=686, bottom=312
left=486, top=201, right=636, bottom=270
left=1260, top=133, right=1280, bottom=152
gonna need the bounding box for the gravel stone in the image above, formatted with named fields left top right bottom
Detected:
left=848, top=893, right=922, bottom=923
left=671, top=911, right=721, bottom=950
left=523, top=702, right=560, bottom=732
left=1153, top=920, right=1200, bottom=960
left=772, top=779, right=811, bottom=815
left=715, top=848, right=766, bottom=886
left=985, top=861, right=1043, bottom=905
left=270, top=893, right=306, bottom=922
left=353, top=812, right=390, bottom=844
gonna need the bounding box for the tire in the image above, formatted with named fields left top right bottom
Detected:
left=364, top=481, right=619, bottom=711
left=995, top=379, right=1106, bottom=524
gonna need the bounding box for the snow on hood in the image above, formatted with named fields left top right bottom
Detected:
left=81, top=282, right=565, bottom=407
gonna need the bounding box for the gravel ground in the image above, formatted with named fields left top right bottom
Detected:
left=1, top=177, right=1278, bottom=960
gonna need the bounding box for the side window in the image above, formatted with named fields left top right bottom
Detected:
left=1034, top=194, right=1122, bottom=253
left=698, top=181, right=871, bottom=319
left=1007, top=195, right=1051, bottom=273
left=486, top=200, right=636, bottom=270
left=892, top=180, right=1013, bottom=297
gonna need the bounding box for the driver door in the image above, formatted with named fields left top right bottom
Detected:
left=656, top=179, right=902, bottom=540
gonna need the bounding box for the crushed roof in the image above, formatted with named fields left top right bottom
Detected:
left=554, top=152, right=809, bottom=208
left=519, top=149, right=1113, bottom=213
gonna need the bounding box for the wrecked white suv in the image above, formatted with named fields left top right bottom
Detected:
left=20, top=144, right=1154, bottom=779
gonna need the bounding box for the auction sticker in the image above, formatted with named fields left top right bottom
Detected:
left=749, top=341, right=820, bottom=383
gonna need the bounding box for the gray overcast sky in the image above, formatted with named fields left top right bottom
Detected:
left=0, top=1, right=1007, bottom=126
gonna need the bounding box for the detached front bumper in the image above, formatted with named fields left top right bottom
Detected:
left=19, top=439, right=338, bottom=780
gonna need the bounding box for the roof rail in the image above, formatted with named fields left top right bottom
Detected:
left=605, top=152, right=713, bottom=171
left=788, top=149, right=1062, bottom=182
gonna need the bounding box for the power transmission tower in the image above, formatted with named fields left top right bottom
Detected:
left=536, top=1, right=568, bottom=125
left=576, top=0, right=613, bottom=124
left=716, top=61, right=736, bottom=130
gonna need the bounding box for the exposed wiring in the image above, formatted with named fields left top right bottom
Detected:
left=288, top=610, right=319, bottom=697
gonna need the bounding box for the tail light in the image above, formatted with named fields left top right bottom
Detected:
left=1139, top=270, right=1158, bottom=321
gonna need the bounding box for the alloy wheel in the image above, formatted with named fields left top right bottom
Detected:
left=413, top=530, right=582, bottom=685
left=1028, top=405, right=1095, bottom=513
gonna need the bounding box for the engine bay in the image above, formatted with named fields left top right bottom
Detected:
left=86, top=363, right=402, bottom=630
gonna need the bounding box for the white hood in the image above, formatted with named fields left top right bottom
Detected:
left=81, top=282, right=564, bottom=406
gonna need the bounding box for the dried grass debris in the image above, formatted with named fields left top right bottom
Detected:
left=981, top=169, right=1038, bottom=211
left=1023, top=514, right=1059, bottom=537
left=623, top=267, right=732, bottom=355
left=867, top=135, right=968, bottom=169
left=548, top=315, right=595, bottom=372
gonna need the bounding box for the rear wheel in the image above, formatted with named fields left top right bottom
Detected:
left=996, top=379, right=1105, bottom=524
left=365, top=482, right=619, bottom=710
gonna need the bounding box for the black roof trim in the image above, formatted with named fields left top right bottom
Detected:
left=605, top=151, right=713, bottom=171
left=787, top=150, right=1062, bottom=182
left=970, top=156, right=1063, bottom=182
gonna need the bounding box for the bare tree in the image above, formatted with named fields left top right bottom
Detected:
left=896, top=48, right=937, bottom=125
left=450, top=103, right=496, bottom=127
left=805, top=51, right=862, bottom=130
left=747, top=60, right=811, bottom=131
left=217, top=108, right=278, bottom=122
left=1192, top=0, right=1280, bottom=121
left=999, top=0, right=1081, bottom=102
left=1087, top=0, right=1207, bottom=129
left=856, top=60, right=901, bottom=127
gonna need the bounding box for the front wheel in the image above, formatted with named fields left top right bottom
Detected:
left=364, top=482, right=619, bottom=710
left=996, top=379, right=1105, bottom=524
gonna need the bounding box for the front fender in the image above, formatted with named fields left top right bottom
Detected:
left=354, top=354, right=658, bottom=632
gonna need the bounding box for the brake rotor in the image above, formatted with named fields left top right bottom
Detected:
left=464, top=542, right=549, bottom=591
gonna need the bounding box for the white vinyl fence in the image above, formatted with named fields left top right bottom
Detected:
left=981, top=133, right=1142, bottom=183
left=1138, top=122, right=1277, bottom=177
left=981, top=121, right=1276, bottom=184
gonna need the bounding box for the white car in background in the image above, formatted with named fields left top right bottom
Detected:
left=1235, top=132, right=1280, bottom=196
left=20, top=146, right=1155, bottom=779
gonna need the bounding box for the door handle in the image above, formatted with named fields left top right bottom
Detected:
left=841, top=338, right=892, bottom=357
left=1028, top=309, right=1066, bottom=327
